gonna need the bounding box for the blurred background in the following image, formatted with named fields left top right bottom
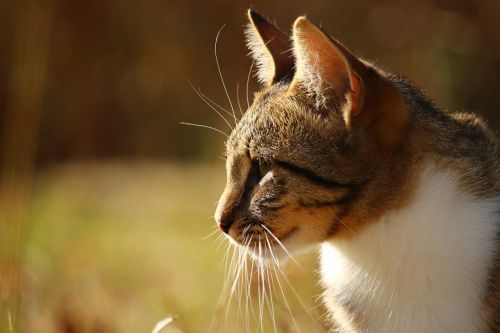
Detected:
left=0, top=0, right=499, bottom=332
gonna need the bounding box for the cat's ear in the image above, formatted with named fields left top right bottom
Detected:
left=290, top=16, right=366, bottom=115
left=245, top=9, right=294, bottom=86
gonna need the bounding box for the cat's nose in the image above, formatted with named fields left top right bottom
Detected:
left=215, top=203, right=238, bottom=234
left=215, top=182, right=242, bottom=234
left=218, top=214, right=233, bottom=234
left=215, top=188, right=240, bottom=234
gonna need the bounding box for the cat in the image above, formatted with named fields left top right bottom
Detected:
left=214, top=9, right=500, bottom=333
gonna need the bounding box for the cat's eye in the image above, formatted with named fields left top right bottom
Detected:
left=246, top=160, right=272, bottom=189
left=258, top=162, right=272, bottom=178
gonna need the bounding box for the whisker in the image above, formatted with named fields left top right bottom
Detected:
left=228, top=248, right=244, bottom=310
left=226, top=244, right=245, bottom=318
left=236, top=82, right=244, bottom=118
left=224, top=237, right=236, bottom=284
left=224, top=244, right=241, bottom=324
left=266, top=243, right=301, bottom=332
left=260, top=249, right=272, bottom=333
left=202, top=226, right=220, bottom=240
left=246, top=60, right=255, bottom=109
left=214, top=25, right=238, bottom=126
left=243, top=238, right=253, bottom=331
left=273, top=255, right=319, bottom=325
left=179, top=122, right=228, bottom=137
left=197, top=89, right=235, bottom=120
left=335, top=215, right=354, bottom=233
left=227, top=234, right=254, bottom=323
left=265, top=234, right=320, bottom=330
left=263, top=234, right=278, bottom=333
left=214, top=234, right=227, bottom=251
left=247, top=242, right=257, bottom=329
left=258, top=239, right=265, bottom=333
left=261, top=224, right=303, bottom=270
left=186, top=80, right=234, bottom=130
left=237, top=238, right=248, bottom=320
left=267, top=265, right=282, bottom=333
left=208, top=242, right=233, bottom=333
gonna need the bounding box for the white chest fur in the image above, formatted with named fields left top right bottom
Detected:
left=321, top=168, right=499, bottom=333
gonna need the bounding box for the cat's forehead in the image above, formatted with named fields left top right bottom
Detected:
left=226, top=87, right=347, bottom=164
left=227, top=87, right=297, bottom=152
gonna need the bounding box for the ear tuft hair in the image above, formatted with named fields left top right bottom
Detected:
left=245, top=10, right=294, bottom=86
left=245, top=20, right=274, bottom=85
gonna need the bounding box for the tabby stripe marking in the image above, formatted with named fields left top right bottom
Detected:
left=275, top=160, right=356, bottom=189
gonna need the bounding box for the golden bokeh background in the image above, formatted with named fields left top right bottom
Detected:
left=1, top=0, right=499, bottom=332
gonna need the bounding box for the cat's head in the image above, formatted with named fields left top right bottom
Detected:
left=215, top=10, right=412, bottom=260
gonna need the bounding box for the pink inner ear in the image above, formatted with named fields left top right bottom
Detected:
left=292, top=18, right=364, bottom=113
left=304, top=29, right=350, bottom=91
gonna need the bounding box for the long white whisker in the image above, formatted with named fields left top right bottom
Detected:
left=265, top=231, right=319, bottom=329
left=237, top=238, right=250, bottom=320
left=247, top=241, right=257, bottom=329
left=214, top=25, right=237, bottom=126
left=209, top=241, right=234, bottom=333
left=179, top=122, right=228, bottom=137
left=335, top=215, right=354, bottom=233
left=186, top=80, right=234, bottom=130
left=197, top=88, right=235, bottom=120
left=261, top=224, right=303, bottom=270
left=273, top=254, right=319, bottom=324
left=244, top=242, right=252, bottom=332
left=221, top=245, right=230, bottom=277
left=239, top=237, right=250, bottom=324
left=246, top=61, right=254, bottom=109
left=259, top=245, right=271, bottom=333
left=229, top=249, right=244, bottom=296
left=267, top=244, right=300, bottom=332
left=236, top=82, right=244, bottom=118
left=227, top=245, right=246, bottom=321
left=236, top=245, right=244, bottom=320
left=257, top=239, right=265, bottom=333
left=226, top=230, right=252, bottom=322
left=224, top=244, right=242, bottom=324
left=263, top=234, right=278, bottom=333
left=214, top=234, right=227, bottom=251
left=202, top=226, right=220, bottom=240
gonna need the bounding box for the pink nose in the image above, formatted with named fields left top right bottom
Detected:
left=215, top=183, right=243, bottom=235
left=216, top=205, right=237, bottom=234
left=219, top=219, right=232, bottom=234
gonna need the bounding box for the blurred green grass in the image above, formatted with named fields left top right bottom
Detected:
left=22, top=162, right=325, bottom=333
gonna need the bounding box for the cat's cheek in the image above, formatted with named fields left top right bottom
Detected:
left=271, top=205, right=339, bottom=251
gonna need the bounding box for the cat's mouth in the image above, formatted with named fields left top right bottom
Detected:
left=229, top=222, right=299, bottom=261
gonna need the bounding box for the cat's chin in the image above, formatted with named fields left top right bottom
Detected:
left=244, top=240, right=316, bottom=266
left=239, top=238, right=311, bottom=265
left=224, top=224, right=315, bottom=264
left=246, top=245, right=288, bottom=265
left=224, top=234, right=288, bottom=264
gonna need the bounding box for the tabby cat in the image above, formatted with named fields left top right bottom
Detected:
left=214, top=9, right=500, bottom=332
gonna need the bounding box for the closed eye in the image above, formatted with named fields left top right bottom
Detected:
left=258, top=161, right=272, bottom=179
left=245, top=160, right=273, bottom=190
left=275, top=160, right=356, bottom=189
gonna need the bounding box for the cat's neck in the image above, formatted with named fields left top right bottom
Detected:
left=320, top=165, right=499, bottom=333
